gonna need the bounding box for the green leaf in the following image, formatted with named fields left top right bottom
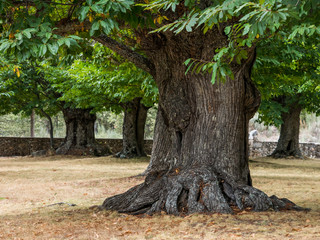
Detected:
left=22, top=30, right=31, bottom=39
left=15, top=33, right=23, bottom=40
left=91, top=4, right=104, bottom=13
left=242, top=23, right=251, bottom=36
left=100, top=20, right=111, bottom=34
left=0, top=41, right=11, bottom=51
left=224, top=26, right=231, bottom=35
left=185, top=61, right=194, bottom=74
left=31, top=45, right=39, bottom=55
left=184, top=58, right=191, bottom=66
left=69, top=35, right=82, bottom=40
left=185, top=13, right=198, bottom=32
left=191, top=62, right=201, bottom=74
left=236, top=55, right=241, bottom=64
left=39, top=23, right=51, bottom=32
left=79, top=6, right=90, bottom=22
left=64, top=39, right=71, bottom=48
left=203, top=26, right=209, bottom=34
left=45, top=32, right=52, bottom=40
left=47, top=43, right=59, bottom=55
left=211, top=63, right=218, bottom=84
left=39, top=45, right=47, bottom=56
left=219, top=10, right=223, bottom=20
left=90, top=21, right=100, bottom=36
left=57, top=38, right=65, bottom=46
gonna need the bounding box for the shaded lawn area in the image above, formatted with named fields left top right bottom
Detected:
left=0, top=155, right=319, bottom=239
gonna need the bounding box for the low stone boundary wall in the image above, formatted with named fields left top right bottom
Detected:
left=0, top=137, right=153, bottom=156
left=250, top=140, right=320, bottom=158
left=0, top=137, right=319, bottom=158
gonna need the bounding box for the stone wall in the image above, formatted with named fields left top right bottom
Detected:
left=0, top=137, right=153, bottom=156
left=0, top=137, right=319, bottom=158
left=249, top=140, right=320, bottom=158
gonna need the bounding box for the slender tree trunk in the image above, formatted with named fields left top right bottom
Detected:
left=39, top=109, right=54, bottom=149
left=100, top=28, right=307, bottom=214
left=116, top=98, right=149, bottom=158
left=271, top=98, right=303, bottom=158
left=30, top=109, right=35, bottom=138
left=56, top=107, right=110, bottom=156
left=48, top=116, right=54, bottom=149
left=136, top=102, right=149, bottom=157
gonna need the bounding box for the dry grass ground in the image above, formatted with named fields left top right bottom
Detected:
left=0, top=156, right=319, bottom=240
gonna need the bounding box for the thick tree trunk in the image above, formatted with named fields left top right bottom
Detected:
left=100, top=28, right=307, bottom=214
left=271, top=98, right=303, bottom=158
left=56, top=108, right=110, bottom=156
left=116, top=98, right=149, bottom=158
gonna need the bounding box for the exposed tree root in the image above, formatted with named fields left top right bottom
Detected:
left=100, top=167, right=310, bottom=215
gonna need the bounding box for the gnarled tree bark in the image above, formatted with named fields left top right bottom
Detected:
left=56, top=107, right=110, bottom=156
left=99, top=26, right=308, bottom=214
left=116, top=98, right=149, bottom=158
left=270, top=97, right=303, bottom=158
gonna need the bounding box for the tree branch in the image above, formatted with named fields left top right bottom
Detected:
left=93, top=35, right=156, bottom=77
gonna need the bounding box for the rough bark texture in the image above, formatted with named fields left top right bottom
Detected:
left=100, top=25, right=308, bottom=214
left=116, top=98, right=149, bottom=158
left=56, top=108, right=110, bottom=156
left=271, top=98, right=303, bottom=158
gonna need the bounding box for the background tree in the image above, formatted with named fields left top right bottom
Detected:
left=1, top=39, right=157, bottom=156
left=253, top=37, right=320, bottom=158
left=55, top=42, right=158, bottom=157
left=1, top=0, right=318, bottom=214
left=38, top=60, right=111, bottom=155
left=0, top=56, right=110, bottom=155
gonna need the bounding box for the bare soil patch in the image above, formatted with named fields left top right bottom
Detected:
left=0, top=156, right=319, bottom=239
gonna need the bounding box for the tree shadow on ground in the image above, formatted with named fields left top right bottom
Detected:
left=249, top=158, right=320, bottom=171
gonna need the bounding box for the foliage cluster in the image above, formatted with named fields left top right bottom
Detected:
left=0, top=0, right=318, bottom=81
left=253, top=36, right=320, bottom=127
left=0, top=0, right=319, bottom=142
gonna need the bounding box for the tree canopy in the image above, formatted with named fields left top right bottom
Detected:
left=0, top=57, right=61, bottom=117
left=251, top=34, right=320, bottom=158
left=57, top=42, right=158, bottom=112
left=253, top=36, right=320, bottom=127
left=0, top=39, right=158, bottom=115
left=0, top=0, right=319, bottom=80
